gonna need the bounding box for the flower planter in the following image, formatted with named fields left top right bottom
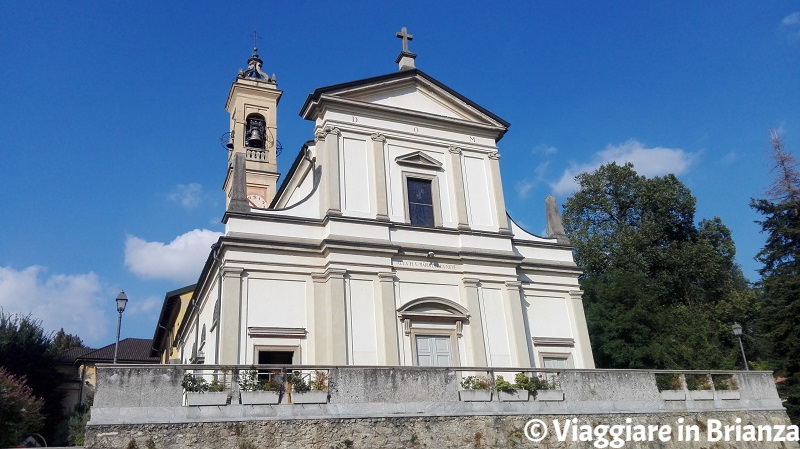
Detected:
left=291, top=390, right=328, bottom=404
left=240, top=390, right=281, bottom=405
left=459, top=390, right=493, bottom=402
left=714, top=390, right=741, bottom=401
left=498, top=390, right=529, bottom=402
left=689, top=390, right=714, bottom=401
left=184, top=391, right=228, bottom=406
left=660, top=390, right=686, bottom=401
left=536, top=390, right=565, bottom=402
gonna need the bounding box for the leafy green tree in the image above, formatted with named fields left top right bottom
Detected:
left=50, top=328, right=85, bottom=356
left=751, top=130, right=800, bottom=423
left=563, top=163, right=755, bottom=370
left=0, top=310, right=66, bottom=443
left=0, top=366, right=45, bottom=446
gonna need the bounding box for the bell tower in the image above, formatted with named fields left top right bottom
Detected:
left=223, top=42, right=282, bottom=209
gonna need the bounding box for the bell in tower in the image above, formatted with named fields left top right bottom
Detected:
left=246, top=116, right=266, bottom=149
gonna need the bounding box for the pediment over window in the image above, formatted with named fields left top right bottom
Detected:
left=395, top=151, right=443, bottom=170
left=398, top=297, right=468, bottom=321
left=398, top=297, right=468, bottom=337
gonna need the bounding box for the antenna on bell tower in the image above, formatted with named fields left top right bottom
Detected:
left=223, top=36, right=283, bottom=211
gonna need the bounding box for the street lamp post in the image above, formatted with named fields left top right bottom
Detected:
left=732, top=322, right=749, bottom=371
left=113, top=291, right=129, bottom=364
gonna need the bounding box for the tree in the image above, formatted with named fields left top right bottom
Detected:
left=563, top=162, right=755, bottom=370
left=751, top=130, right=800, bottom=423
left=0, top=367, right=45, bottom=446
left=0, top=311, right=66, bottom=443
left=50, top=328, right=85, bottom=356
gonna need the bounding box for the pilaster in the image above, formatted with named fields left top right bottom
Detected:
left=219, top=267, right=244, bottom=365
left=449, top=147, right=470, bottom=230
left=311, top=273, right=330, bottom=364
left=569, top=290, right=595, bottom=369
left=488, top=152, right=510, bottom=233
left=503, top=281, right=531, bottom=367
left=324, top=127, right=342, bottom=217
left=371, top=134, right=390, bottom=221
left=463, top=277, right=487, bottom=366
left=327, top=269, right=348, bottom=364
left=377, top=272, right=400, bottom=364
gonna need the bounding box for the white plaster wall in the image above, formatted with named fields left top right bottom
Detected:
left=462, top=155, right=494, bottom=229
left=282, top=163, right=320, bottom=217
left=348, top=279, right=378, bottom=365
left=359, top=87, right=463, bottom=119
left=246, top=279, right=307, bottom=329
left=397, top=281, right=461, bottom=307
left=480, top=287, right=512, bottom=367
left=341, top=137, right=372, bottom=216
left=526, top=295, right=574, bottom=339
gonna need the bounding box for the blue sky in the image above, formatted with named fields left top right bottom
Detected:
left=1, top=2, right=798, bottom=347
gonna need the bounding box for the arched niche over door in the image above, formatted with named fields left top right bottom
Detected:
left=397, top=297, right=469, bottom=367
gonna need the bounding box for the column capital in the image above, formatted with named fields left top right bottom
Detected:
left=569, top=289, right=584, bottom=300
left=448, top=146, right=462, bottom=155
left=504, top=281, right=522, bottom=289
left=378, top=272, right=397, bottom=282
left=488, top=152, right=501, bottom=160
left=371, top=133, right=387, bottom=143
left=221, top=266, right=244, bottom=277
left=463, top=277, right=480, bottom=287
left=324, top=126, right=341, bottom=136
left=314, top=130, right=326, bottom=143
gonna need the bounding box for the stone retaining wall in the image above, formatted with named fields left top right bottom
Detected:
left=87, top=411, right=797, bottom=449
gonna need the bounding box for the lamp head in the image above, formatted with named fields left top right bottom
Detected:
left=116, top=291, right=129, bottom=313
left=732, top=322, right=743, bottom=337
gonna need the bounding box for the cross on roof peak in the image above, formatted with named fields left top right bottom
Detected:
left=396, top=26, right=414, bottom=54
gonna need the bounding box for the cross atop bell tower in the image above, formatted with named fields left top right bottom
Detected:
left=223, top=40, right=282, bottom=211
left=395, top=26, right=417, bottom=71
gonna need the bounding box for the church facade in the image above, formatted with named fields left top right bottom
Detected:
left=172, top=30, right=595, bottom=370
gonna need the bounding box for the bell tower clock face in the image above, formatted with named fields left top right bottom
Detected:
left=247, top=194, right=267, bottom=208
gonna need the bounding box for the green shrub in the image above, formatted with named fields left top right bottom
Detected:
left=288, top=371, right=311, bottom=393
left=181, top=374, right=209, bottom=393
left=494, top=375, right=516, bottom=393
left=514, top=373, right=555, bottom=391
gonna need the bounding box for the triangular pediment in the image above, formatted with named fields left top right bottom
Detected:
left=395, top=151, right=443, bottom=169
left=301, top=70, right=509, bottom=134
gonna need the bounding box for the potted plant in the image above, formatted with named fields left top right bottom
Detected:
left=182, top=373, right=228, bottom=406
left=686, top=374, right=713, bottom=400
left=289, top=370, right=328, bottom=404
left=516, top=373, right=564, bottom=402
left=712, top=374, right=740, bottom=401
left=459, top=375, right=492, bottom=402
left=656, top=373, right=686, bottom=401
left=239, top=367, right=283, bottom=405
left=495, top=375, right=528, bottom=402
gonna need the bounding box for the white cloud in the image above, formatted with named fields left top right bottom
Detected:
left=781, top=12, right=800, bottom=39
left=516, top=161, right=551, bottom=199
left=0, top=266, right=110, bottom=345
left=124, top=229, right=222, bottom=283
left=168, top=183, right=204, bottom=209
left=782, top=11, right=800, bottom=26
left=533, top=144, right=558, bottom=155
left=551, top=139, right=697, bottom=195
